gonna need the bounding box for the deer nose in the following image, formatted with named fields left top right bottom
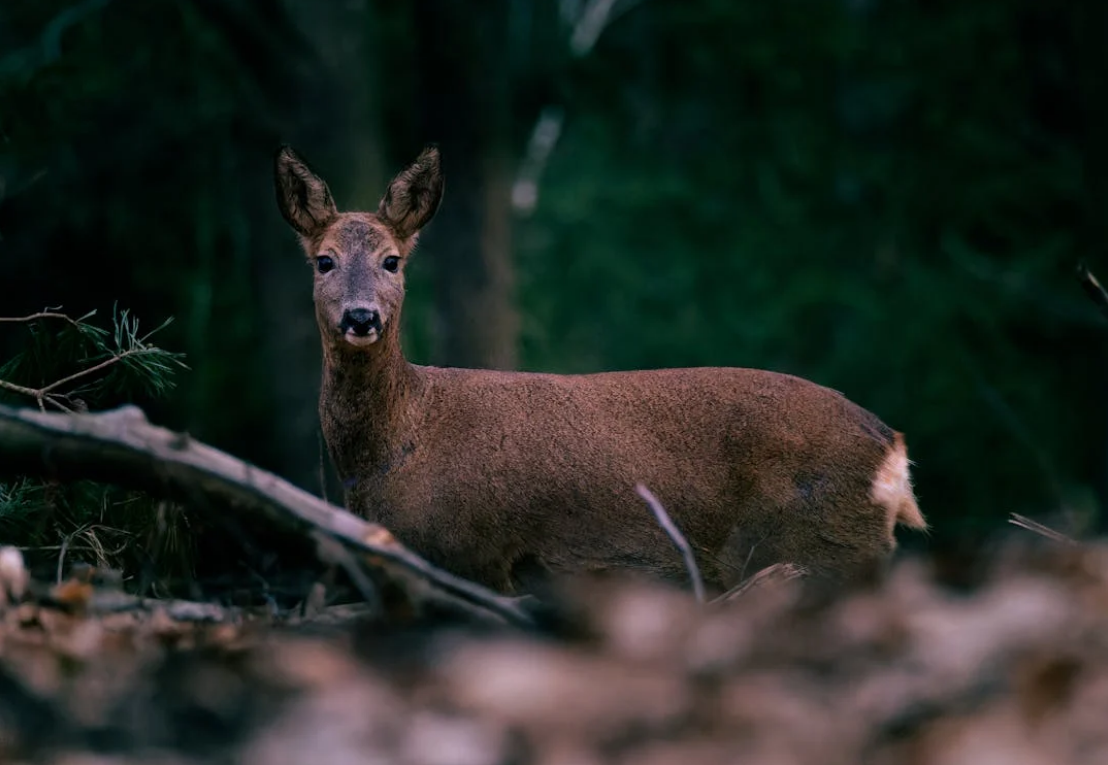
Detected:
left=340, top=307, right=381, bottom=336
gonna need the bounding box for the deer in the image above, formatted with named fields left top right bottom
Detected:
left=274, top=143, right=927, bottom=599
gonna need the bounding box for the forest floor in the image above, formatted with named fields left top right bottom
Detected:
left=0, top=532, right=1105, bottom=765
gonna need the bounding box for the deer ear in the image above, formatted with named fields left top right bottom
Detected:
left=377, top=145, right=444, bottom=241
left=274, top=145, right=338, bottom=238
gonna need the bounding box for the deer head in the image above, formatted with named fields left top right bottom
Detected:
left=274, top=145, right=444, bottom=350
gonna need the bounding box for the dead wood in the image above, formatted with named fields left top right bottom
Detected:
left=0, top=403, right=534, bottom=630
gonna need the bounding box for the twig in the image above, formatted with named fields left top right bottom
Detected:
left=0, top=379, right=50, bottom=411
left=0, top=380, right=78, bottom=413
left=1077, top=261, right=1108, bottom=322
left=635, top=483, right=705, bottom=603
left=737, top=534, right=768, bottom=583
left=712, top=562, right=807, bottom=604
left=56, top=527, right=80, bottom=585
left=1008, top=513, right=1078, bottom=546
left=39, top=347, right=161, bottom=395
left=43, top=394, right=77, bottom=413
left=0, top=311, right=84, bottom=327
left=0, top=403, right=534, bottom=629
left=0, top=309, right=87, bottom=411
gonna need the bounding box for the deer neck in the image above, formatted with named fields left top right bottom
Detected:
left=319, top=325, right=424, bottom=485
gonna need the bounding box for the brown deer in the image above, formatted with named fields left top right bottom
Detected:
left=274, top=144, right=927, bottom=597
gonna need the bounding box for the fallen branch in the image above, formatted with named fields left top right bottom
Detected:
left=635, top=483, right=705, bottom=603
left=0, top=403, right=534, bottom=630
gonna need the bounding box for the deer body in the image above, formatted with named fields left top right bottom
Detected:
left=276, top=145, right=926, bottom=596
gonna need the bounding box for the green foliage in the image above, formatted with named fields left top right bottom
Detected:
left=0, top=308, right=193, bottom=588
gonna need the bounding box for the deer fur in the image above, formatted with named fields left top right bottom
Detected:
left=274, top=144, right=927, bottom=596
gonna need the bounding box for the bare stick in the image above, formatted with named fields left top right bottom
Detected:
left=1077, top=261, right=1108, bottom=322
left=1008, top=513, right=1077, bottom=546
left=635, top=483, right=705, bottom=603
left=0, top=403, right=534, bottom=629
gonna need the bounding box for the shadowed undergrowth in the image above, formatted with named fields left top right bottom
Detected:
left=0, top=308, right=200, bottom=591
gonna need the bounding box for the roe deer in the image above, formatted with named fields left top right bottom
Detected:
left=274, top=144, right=927, bottom=596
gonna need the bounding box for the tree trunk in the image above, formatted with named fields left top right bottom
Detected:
left=256, top=0, right=386, bottom=493
left=411, top=0, right=519, bottom=370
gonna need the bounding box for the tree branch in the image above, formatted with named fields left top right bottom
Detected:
left=0, top=379, right=45, bottom=404
left=0, top=309, right=87, bottom=411
left=0, top=380, right=74, bottom=413
left=0, top=311, right=84, bottom=327
left=0, top=404, right=535, bottom=630
left=39, top=347, right=162, bottom=395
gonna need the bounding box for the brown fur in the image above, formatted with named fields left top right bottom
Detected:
left=274, top=144, right=927, bottom=596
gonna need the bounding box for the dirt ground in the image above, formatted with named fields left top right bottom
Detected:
left=0, top=535, right=1106, bottom=765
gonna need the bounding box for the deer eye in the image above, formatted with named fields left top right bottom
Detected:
left=382, top=256, right=400, bottom=273
left=316, top=255, right=335, bottom=274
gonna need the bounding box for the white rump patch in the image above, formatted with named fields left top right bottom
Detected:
left=870, top=433, right=927, bottom=536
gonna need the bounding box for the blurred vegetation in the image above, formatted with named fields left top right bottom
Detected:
left=2, top=0, right=1107, bottom=560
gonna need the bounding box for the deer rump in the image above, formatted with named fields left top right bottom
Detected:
left=274, top=143, right=926, bottom=598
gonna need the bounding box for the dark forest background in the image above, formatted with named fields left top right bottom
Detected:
left=3, top=0, right=1108, bottom=558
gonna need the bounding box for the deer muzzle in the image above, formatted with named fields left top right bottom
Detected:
left=339, top=307, right=382, bottom=346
